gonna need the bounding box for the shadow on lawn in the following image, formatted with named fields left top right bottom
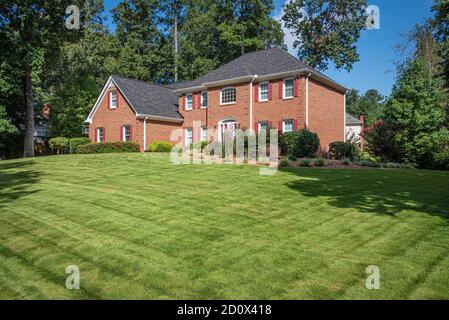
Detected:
left=282, top=168, right=449, bottom=221
left=0, top=161, right=41, bottom=207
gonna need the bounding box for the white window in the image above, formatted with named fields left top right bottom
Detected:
left=283, top=78, right=294, bottom=99
left=201, top=127, right=207, bottom=142
left=283, top=120, right=294, bottom=133
left=185, top=128, right=193, bottom=146
left=186, top=93, right=193, bottom=110
left=110, top=91, right=117, bottom=109
left=201, top=91, right=208, bottom=108
left=97, top=128, right=104, bottom=143
left=123, top=126, right=130, bottom=142
left=220, top=87, right=236, bottom=105
left=259, top=82, right=269, bottom=101
left=259, top=121, right=269, bottom=132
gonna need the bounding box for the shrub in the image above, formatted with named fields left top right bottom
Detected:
left=49, top=137, right=69, bottom=154
left=77, top=142, right=140, bottom=154
left=299, top=159, right=311, bottom=167
left=342, top=158, right=351, bottom=165
left=362, top=120, right=404, bottom=162
left=69, top=137, right=91, bottom=154
left=279, top=158, right=289, bottom=167
left=313, top=158, right=326, bottom=167
left=356, top=159, right=380, bottom=167
left=329, top=141, right=358, bottom=160
left=147, top=141, right=173, bottom=152
left=280, top=130, right=320, bottom=159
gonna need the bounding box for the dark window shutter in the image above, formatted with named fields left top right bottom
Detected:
left=107, top=92, right=110, bottom=109
left=254, top=83, right=259, bottom=102
left=294, top=119, right=298, bottom=131
left=254, top=122, right=258, bottom=134
left=294, top=78, right=298, bottom=97
left=120, top=126, right=123, bottom=141
left=268, top=82, right=272, bottom=100
left=129, top=126, right=133, bottom=141
left=103, top=127, right=106, bottom=142
left=279, top=80, right=283, bottom=99
left=278, top=121, right=283, bottom=132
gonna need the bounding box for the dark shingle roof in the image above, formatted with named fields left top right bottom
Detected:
left=174, top=47, right=334, bottom=89
left=111, top=75, right=182, bottom=119
left=346, top=114, right=362, bottom=125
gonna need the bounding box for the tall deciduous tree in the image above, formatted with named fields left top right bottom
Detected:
left=0, top=0, right=89, bottom=157
left=112, top=0, right=170, bottom=82
left=282, top=0, right=367, bottom=71
left=216, top=0, right=284, bottom=59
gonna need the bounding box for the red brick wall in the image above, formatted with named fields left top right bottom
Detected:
left=308, top=79, right=345, bottom=151
left=179, top=78, right=307, bottom=141
left=89, top=85, right=182, bottom=151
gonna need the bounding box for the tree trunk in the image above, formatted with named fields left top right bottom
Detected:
left=23, top=66, right=34, bottom=158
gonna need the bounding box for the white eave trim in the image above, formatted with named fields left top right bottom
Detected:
left=85, top=76, right=138, bottom=123
left=136, top=114, right=184, bottom=123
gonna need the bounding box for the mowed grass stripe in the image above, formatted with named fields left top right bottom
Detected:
left=1, top=153, right=448, bottom=299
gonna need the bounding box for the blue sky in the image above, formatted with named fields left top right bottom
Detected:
left=103, top=0, right=435, bottom=97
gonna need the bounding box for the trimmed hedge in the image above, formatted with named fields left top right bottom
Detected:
left=329, top=141, right=358, bottom=160
left=146, top=141, right=173, bottom=152
left=69, top=137, right=91, bottom=154
left=77, top=142, right=140, bottom=154
left=280, top=130, right=320, bottom=158
left=49, top=137, right=69, bottom=154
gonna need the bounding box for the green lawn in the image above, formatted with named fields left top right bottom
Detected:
left=1, top=153, right=449, bottom=299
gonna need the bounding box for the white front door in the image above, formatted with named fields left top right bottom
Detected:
left=219, top=121, right=237, bottom=141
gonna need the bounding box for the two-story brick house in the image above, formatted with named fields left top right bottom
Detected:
left=85, top=48, right=347, bottom=151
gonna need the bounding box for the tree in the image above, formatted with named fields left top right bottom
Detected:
left=112, top=0, right=170, bottom=82
left=346, top=89, right=385, bottom=126
left=385, top=60, right=447, bottom=167
left=166, top=0, right=284, bottom=81
left=282, top=0, right=367, bottom=71
left=432, top=0, right=449, bottom=85
left=216, top=0, right=284, bottom=59
left=0, top=1, right=91, bottom=157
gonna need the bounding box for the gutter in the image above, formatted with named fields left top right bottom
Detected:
left=136, top=114, right=183, bottom=123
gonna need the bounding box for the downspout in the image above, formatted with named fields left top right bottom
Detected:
left=305, top=73, right=311, bottom=130
left=143, top=116, right=148, bottom=151
left=249, top=75, right=258, bottom=132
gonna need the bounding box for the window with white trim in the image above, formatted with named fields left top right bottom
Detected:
left=201, top=91, right=208, bottom=108
left=283, top=120, right=294, bottom=133
left=185, top=128, right=193, bottom=146
left=201, top=127, right=207, bottom=142
left=259, top=82, right=269, bottom=101
left=97, top=128, right=104, bottom=143
left=283, top=78, right=294, bottom=99
left=186, top=93, right=193, bottom=110
left=259, top=121, right=269, bottom=132
left=123, top=126, right=130, bottom=142
left=220, top=87, right=236, bottom=105
left=110, top=91, right=117, bottom=109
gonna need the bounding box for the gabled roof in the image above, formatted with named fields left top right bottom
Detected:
left=111, top=75, right=182, bottom=119
left=86, top=75, right=183, bottom=123
left=174, top=47, right=346, bottom=92
left=346, top=114, right=362, bottom=125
